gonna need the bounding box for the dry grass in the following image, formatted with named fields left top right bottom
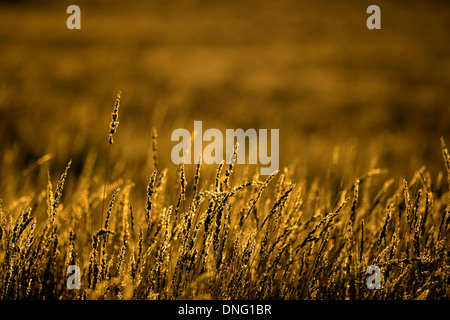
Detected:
left=0, top=92, right=448, bottom=300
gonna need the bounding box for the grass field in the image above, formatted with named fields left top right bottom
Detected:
left=0, top=0, right=449, bottom=299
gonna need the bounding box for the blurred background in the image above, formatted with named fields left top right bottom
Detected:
left=0, top=0, right=449, bottom=196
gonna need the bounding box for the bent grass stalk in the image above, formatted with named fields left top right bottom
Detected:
left=98, top=91, right=121, bottom=265
left=100, top=91, right=121, bottom=231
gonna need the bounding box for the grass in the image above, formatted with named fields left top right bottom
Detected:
left=0, top=0, right=449, bottom=301
left=0, top=92, right=448, bottom=300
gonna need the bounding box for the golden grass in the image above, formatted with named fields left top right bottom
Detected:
left=0, top=93, right=449, bottom=300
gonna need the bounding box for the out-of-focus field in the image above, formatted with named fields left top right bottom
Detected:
left=0, top=0, right=449, bottom=193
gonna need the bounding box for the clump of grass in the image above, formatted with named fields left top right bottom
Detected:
left=0, top=93, right=448, bottom=300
